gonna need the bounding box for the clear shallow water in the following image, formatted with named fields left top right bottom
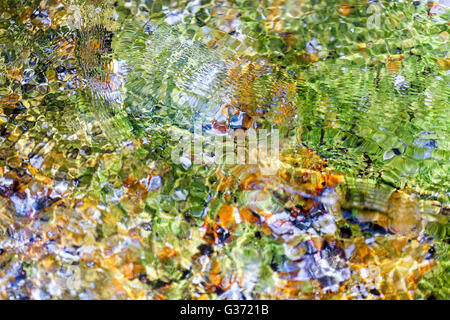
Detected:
left=0, top=0, right=448, bottom=299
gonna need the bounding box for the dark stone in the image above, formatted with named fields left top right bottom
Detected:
left=425, top=246, right=435, bottom=260
left=180, top=269, right=190, bottom=280
left=214, top=286, right=224, bottom=295
left=216, top=226, right=230, bottom=243
left=139, top=274, right=151, bottom=285
left=55, top=65, right=66, bottom=74
left=15, top=268, right=27, bottom=282
left=392, top=148, right=402, bottom=155
left=339, top=226, right=352, bottom=238
left=318, top=276, right=335, bottom=288
left=370, top=288, right=380, bottom=296
left=294, top=219, right=311, bottom=230
left=198, top=244, right=213, bottom=256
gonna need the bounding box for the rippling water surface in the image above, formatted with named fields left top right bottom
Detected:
left=0, top=0, right=448, bottom=299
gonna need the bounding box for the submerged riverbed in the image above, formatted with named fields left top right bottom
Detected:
left=0, top=0, right=448, bottom=299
